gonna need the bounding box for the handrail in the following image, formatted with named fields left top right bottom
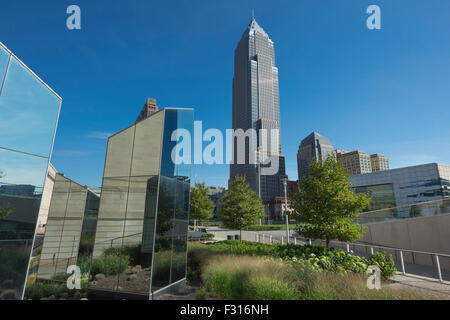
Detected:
left=253, top=232, right=449, bottom=283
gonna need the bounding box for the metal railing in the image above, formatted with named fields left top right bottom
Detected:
left=254, top=233, right=450, bottom=283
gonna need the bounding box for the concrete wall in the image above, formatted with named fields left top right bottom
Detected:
left=36, top=163, right=57, bottom=235
left=359, top=214, right=450, bottom=269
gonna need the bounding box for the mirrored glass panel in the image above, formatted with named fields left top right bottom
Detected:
left=0, top=44, right=10, bottom=87
left=0, top=57, right=60, bottom=157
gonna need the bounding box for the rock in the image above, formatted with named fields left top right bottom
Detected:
left=2, top=280, right=14, bottom=288
left=94, top=273, right=106, bottom=281
left=0, top=290, right=17, bottom=300
left=80, top=298, right=88, bottom=300
left=48, top=295, right=56, bottom=300
left=135, top=265, right=142, bottom=270
left=127, top=274, right=137, bottom=281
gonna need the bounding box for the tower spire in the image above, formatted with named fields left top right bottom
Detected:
left=252, top=8, right=255, bottom=20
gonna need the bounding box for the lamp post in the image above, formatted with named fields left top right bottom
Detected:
left=281, top=177, right=289, bottom=243
left=256, top=149, right=262, bottom=225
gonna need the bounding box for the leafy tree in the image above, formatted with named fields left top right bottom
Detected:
left=0, top=171, right=13, bottom=219
left=189, top=182, right=214, bottom=230
left=289, top=155, right=370, bottom=246
left=218, top=176, right=265, bottom=240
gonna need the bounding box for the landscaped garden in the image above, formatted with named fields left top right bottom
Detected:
left=187, top=240, right=439, bottom=300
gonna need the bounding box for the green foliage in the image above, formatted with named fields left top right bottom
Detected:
left=103, top=244, right=141, bottom=266
left=290, top=155, right=370, bottom=246
left=199, top=254, right=428, bottom=300
left=91, top=252, right=130, bottom=277
left=202, top=255, right=299, bottom=300
left=190, top=182, right=214, bottom=221
left=24, top=282, right=67, bottom=300
left=0, top=189, right=13, bottom=220
left=202, top=240, right=371, bottom=274
left=77, top=254, right=92, bottom=275
left=369, top=251, right=397, bottom=279
left=218, top=177, right=265, bottom=236
left=195, top=287, right=207, bottom=300
left=202, top=233, right=215, bottom=239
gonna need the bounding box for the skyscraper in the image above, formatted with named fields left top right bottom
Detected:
left=297, top=132, right=334, bottom=181
left=136, top=98, right=159, bottom=123
left=230, top=19, right=286, bottom=205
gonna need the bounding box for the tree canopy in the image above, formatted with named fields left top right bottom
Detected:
left=219, top=176, right=265, bottom=239
left=289, top=155, right=370, bottom=246
left=189, top=182, right=214, bottom=221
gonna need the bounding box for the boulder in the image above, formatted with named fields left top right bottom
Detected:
left=0, top=290, right=17, bottom=300
left=94, top=273, right=106, bottom=281
left=126, top=274, right=137, bottom=281
left=48, top=295, right=56, bottom=300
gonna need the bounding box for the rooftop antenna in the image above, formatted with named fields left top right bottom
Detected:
left=252, top=8, right=255, bottom=20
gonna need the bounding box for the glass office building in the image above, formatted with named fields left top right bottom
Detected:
left=36, top=173, right=99, bottom=280
left=350, top=163, right=450, bottom=215
left=88, top=108, right=193, bottom=300
left=0, top=42, right=61, bottom=300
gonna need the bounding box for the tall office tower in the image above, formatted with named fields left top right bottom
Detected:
left=297, top=132, right=335, bottom=181
left=136, top=98, right=159, bottom=123
left=370, top=153, right=390, bottom=172
left=230, top=18, right=286, bottom=204
left=337, top=150, right=373, bottom=175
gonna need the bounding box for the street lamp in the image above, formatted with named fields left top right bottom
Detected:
left=281, top=177, right=289, bottom=243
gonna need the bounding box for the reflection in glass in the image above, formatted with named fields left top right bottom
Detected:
left=0, top=42, right=61, bottom=300
left=88, top=108, right=192, bottom=300
left=0, top=57, right=60, bottom=157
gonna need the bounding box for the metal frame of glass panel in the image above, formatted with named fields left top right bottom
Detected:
left=88, top=108, right=193, bottom=300
left=0, top=42, right=61, bottom=300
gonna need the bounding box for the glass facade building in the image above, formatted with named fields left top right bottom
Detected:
left=88, top=108, right=193, bottom=300
left=350, top=163, right=450, bottom=214
left=230, top=19, right=286, bottom=203
left=0, top=42, right=61, bottom=300
left=297, top=132, right=335, bottom=181
left=36, top=173, right=99, bottom=280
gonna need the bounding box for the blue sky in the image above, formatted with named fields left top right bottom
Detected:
left=1, top=0, right=449, bottom=188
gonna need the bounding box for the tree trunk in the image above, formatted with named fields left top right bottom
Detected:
left=326, top=238, right=330, bottom=247
left=240, top=228, right=242, bottom=242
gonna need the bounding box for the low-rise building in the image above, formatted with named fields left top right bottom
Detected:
left=350, top=163, right=450, bottom=215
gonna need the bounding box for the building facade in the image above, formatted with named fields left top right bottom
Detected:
left=350, top=163, right=450, bottom=214
left=336, top=150, right=373, bottom=176
left=0, top=42, right=61, bottom=300
left=207, top=187, right=226, bottom=219
left=229, top=19, right=286, bottom=206
left=370, top=153, right=390, bottom=172
left=297, top=132, right=334, bottom=181
left=136, top=98, right=159, bottom=123
left=37, top=173, right=99, bottom=280
left=88, top=108, right=193, bottom=300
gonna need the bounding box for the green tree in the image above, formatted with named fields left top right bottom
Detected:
left=0, top=170, right=13, bottom=219
left=189, top=182, right=214, bottom=230
left=218, top=176, right=265, bottom=240
left=289, top=155, right=370, bottom=246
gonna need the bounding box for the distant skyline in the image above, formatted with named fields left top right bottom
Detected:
left=1, top=0, right=449, bottom=188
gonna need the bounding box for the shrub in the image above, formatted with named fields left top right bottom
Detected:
left=201, top=255, right=299, bottom=300
left=195, top=287, right=207, bottom=300
left=91, top=253, right=130, bottom=277
left=203, top=241, right=370, bottom=274
left=24, top=282, right=67, bottom=300
left=77, top=254, right=92, bottom=275
left=369, top=251, right=397, bottom=279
